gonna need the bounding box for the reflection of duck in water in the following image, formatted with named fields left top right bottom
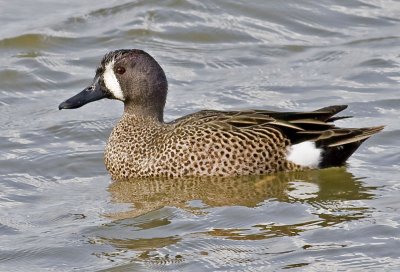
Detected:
left=59, top=49, right=383, bottom=180
left=108, top=168, right=373, bottom=219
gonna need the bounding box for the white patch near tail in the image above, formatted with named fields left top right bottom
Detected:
left=104, top=59, right=124, bottom=101
left=286, top=141, right=322, bottom=168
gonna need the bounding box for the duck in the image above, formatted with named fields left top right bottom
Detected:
left=59, top=49, right=383, bottom=180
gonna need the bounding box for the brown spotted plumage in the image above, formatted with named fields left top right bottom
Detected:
left=59, top=49, right=383, bottom=180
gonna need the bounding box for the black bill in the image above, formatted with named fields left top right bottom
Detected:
left=58, top=78, right=109, bottom=110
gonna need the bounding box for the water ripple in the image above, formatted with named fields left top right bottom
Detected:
left=1, top=0, right=399, bottom=271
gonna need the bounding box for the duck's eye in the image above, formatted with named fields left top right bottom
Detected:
left=116, top=66, right=126, bottom=75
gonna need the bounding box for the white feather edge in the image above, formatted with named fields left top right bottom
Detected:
left=103, top=59, right=124, bottom=101
left=286, top=141, right=322, bottom=168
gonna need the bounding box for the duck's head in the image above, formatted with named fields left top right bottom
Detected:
left=59, top=49, right=168, bottom=121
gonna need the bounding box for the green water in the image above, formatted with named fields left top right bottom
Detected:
left=0, top=0, right=399, bottom=271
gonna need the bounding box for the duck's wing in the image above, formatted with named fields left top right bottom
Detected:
left=170, top=105, right=351, bottom=142
left=170, top=105, right=383, bottom=167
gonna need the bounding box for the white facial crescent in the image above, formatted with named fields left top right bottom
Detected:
left=103, top=59, right=125, bottom=101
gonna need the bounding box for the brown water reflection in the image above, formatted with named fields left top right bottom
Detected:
left=108, top=168, right=373, bottom=219
left=100, top=168, right=375, bottom=262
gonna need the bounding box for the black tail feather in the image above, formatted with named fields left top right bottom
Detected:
left=317, top=126, right=384, bottom=168
left=319, top=141, right=364, bottom=168
left=326, top=115, right=353, bottom=122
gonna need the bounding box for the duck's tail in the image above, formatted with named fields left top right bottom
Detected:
left=314, top=126, right=384, bottom=168
left=278, top=105, right=384, bottom=168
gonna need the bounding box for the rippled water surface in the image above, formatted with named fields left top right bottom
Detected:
left=1, top=0, right=400, bottom=271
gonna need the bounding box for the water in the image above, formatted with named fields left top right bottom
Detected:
left=1, top=0, right=400, bottom=271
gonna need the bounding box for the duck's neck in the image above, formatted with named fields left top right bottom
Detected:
left=123, top=102, right=164, bottom=123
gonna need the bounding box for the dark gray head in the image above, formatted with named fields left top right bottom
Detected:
left=59, top=49, right=168, bottom=121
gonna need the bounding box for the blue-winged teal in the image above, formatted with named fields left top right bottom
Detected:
left=59, top=49, right=383, bottom=180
